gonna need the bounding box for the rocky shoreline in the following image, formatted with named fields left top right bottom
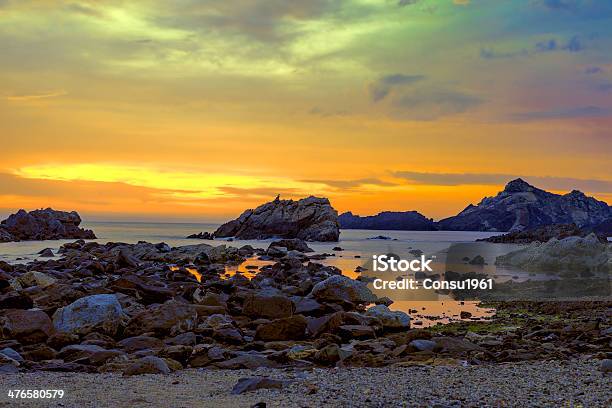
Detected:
left=1, top=237, right=610, bottom=382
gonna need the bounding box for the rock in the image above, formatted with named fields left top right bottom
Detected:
left=215, top=353, right=276, bottom=369
left=599, top=359, right=612, bottom=373
left=46, top=332, right=79, bottom=349
left=0, top=309, right=54, bottom=344
left=125, top=300, right=198, bottom=337
left=438, top=178, right=612, bottom=232
left=468, top=255, right=485, bottom=265
left=266, top=245, right=288, bottom=258
left=409, top=339, right=437, bottom=352
left=269, top=238, right=313, bottom=253
left=111, top=275, right=174, bottom=305
left=309, top=275, right=376, bottom=304
left=292, top=297, right=326, bottom=316
left=495, top=233, right=610, bottom=273
left=432, top=337, right=484, bottom=353
left=186, top=232, right=214, bottom=239
left=123, top=356, right=170, bottom=376
left=365, top=305, right=410, bottom=330
left=255, top=315, right=307, bottom=341
left=38, top=248, right=55, bottom=257
left=0, top=292, right=33, bottom=309
left=214, top=196, right=340, bottom=242
left=17, top=271, right=57, bottom=288
left=58, top=344, right=107, bottom=362
left=0, top=347, right=23, bottom=363
left=52, top=294, right=124, bottom=337
left=337, top=325, right=376, bottom=340
left=339, top=211, right=436, bottom=231
left=0, top=208, right=96, bottom=241
left=367, top=235, right=393, bottom=240
left=460, top=311, right=472, bottom=319
left=478, top=223, right=608, bottom=244
left=231, top=377, right=287, bottom=395
left=314, top=344, right=352, bottom=365
left=118, top=336, right=164, bottom=352
left=0, top=352, right=20, bottom=367
left=242, top=293, right=295, bottom=319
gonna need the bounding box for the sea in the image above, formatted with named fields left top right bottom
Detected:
left=0, top=222, right=540, bottom=326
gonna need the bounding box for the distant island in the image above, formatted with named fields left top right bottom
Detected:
left=339, top=211, right=436, bottom=231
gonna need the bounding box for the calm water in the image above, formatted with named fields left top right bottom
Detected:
left=1, top=222, right=529, bottom=326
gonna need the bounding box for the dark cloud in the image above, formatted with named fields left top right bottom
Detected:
left=585, top=66, right=603, bottom=75
left=369, top=74, right=425, bottom=102
left=300, top=178, right=398, bottom=189
left=511, top=106, right=612, bottom=121
left=538, top=0, right=612, bottom=18
left=391, top=89, right=483, bottom=120
left=597, top=83, right=612, bottom=92
left=482, top=35, right=585, bottom=60
left=392, top=171, right=612, bottom=193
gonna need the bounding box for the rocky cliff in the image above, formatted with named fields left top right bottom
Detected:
left=338, top=211, right=436, bottom=231
left=0, top=208, right=96, bottom=242
left=438, top=178, right=611, bottom=232
left=214, top=196, right=340, bottom=241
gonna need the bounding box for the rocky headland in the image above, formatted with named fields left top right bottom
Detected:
left=0, top=208, right=96, bottom=243
left=438, top=178, right=611, bottom=232
left=214, top=196, right=340, bottom=242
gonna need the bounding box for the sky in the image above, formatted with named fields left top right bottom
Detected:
left=0, top=0, right=611, bottom=222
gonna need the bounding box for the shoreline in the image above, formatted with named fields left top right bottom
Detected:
left=2, top=359, right=610, bottom=407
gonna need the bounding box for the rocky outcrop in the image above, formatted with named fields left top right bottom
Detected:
left=214, top=196, right=340, bottom=241
left=0, top=208, right=96, bottom=242
left=478, top=223, right=608, bottom=244
left=495, top=233, right=610, bottom=273
left=339, top=211, right=436, bottom=231
left=438, top=179, right=611, bottom=232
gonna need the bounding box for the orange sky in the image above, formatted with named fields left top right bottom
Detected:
left=1, top=1, right=610, bottom=222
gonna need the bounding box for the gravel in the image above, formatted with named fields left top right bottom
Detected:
left=0, top=359, right=610, bottom=407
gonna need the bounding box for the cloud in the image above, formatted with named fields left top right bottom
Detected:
left=218, top=186, right=302, bottom=198
left=585, top=66, right=603, bottom=75
left=397, top=0, right=419, bottom=6
left=392, top=171, right=612, bottom=192
left=536, top=0, right=612, bottom=19
left=369, top=74, right=425, bottom=102
left=481, top=35, right=586, bottom=60
left=308, top=106, right=350, bottom=117
left=391, top=89, right=483, bottom=120
left=597, top=83, right=612, bottom=92
left=511, top=106, right=612, bottom=121
left=300, top=178, right=398, bottom=189
left=5, top=90, right=67, bottom=101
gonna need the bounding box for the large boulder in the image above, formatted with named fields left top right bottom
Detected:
left=0, top=309, right=54, bottom=344
left=309, top=275, right=376, bottom=304
left=214, top=196, right=340, bottom=242
left=52, top=294, right=124, bottom=337
left=242, top=292, right=294, bottom=319
left=123, top=356, right=170, bottom=376
left=124, top=300, right=198, bottom=337
left=365, top=305, right=411, bottom=330
left=0, top=208, right=96, bottom=241
left=255, top=315, right=307, bottom=341
left=495, top=233, right=610, bottom=273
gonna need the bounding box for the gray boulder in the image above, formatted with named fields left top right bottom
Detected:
left=52, top=294, right=124, bottom=336
left=309, top=275, right=376, bottom=304
left=365, top=305, right=411, bottom=330
left=214, top=196, right=340, bottom=242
